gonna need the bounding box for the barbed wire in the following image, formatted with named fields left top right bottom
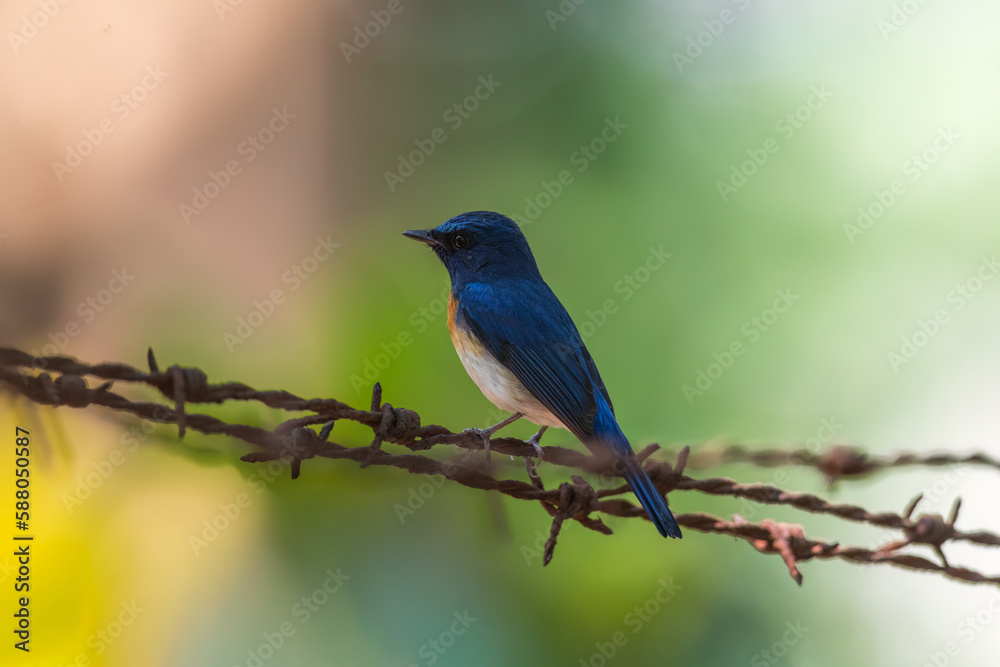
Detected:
left=656, top=442, right=1000, bottom=485
left=1, top=345, right=998, bottom=587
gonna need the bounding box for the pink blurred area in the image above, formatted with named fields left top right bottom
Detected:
left=0, top=0, right=347, bottom=359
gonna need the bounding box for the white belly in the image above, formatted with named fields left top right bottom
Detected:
left=454, top=338, right=565, bottom=429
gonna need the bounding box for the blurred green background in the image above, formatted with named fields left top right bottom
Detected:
left=3, top=1, right=1000, bottom=665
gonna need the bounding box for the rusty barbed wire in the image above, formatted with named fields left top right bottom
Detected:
left=657, top=442, right=1000, bottom=485
left=2, top=345, right=998, bottom=587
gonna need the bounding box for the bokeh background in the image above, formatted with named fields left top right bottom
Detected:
left=2, top=0, right=1000, bottom=665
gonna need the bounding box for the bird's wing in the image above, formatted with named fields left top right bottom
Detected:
left=455, top=280, right=612, bottom=439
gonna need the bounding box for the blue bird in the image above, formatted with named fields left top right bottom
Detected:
left=404, top=211, right=681, bottom=538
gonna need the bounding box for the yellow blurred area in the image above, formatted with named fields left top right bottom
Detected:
left=3, top=400, right=269, bottom=666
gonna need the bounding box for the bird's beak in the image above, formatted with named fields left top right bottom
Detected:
left=402, top=229, right=441, bottom=247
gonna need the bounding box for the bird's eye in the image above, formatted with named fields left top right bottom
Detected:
left=452, top=233, right=469, bottom=249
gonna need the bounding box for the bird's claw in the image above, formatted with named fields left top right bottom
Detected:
left=462, top=427, right=495, bottom=464
left=526, top=426, right=547, bottom=462
left=462, top=412, right=524, bottom=465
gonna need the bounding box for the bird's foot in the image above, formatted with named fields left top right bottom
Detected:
left=461, top=412, right=524, bottom=465
left=526, top=426, right=547, bottom=462
left=462, top=426, right=496, bottom=464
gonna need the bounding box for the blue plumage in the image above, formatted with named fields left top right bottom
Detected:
left=591, top=392, right=681, bottom=538
left=404, top=211, right=681, bottom=539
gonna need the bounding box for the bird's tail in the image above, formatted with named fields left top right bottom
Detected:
left=592, top=398, right=682, bottom=539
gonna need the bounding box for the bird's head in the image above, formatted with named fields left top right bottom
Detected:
left=404, top=211, right=541, bottom=287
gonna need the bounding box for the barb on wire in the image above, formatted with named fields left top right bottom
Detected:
left=1, top=345, right=998, bottom=588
